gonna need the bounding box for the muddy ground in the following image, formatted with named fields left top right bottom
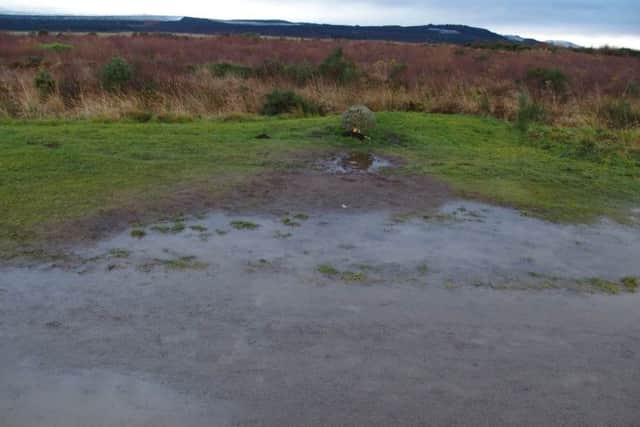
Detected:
left=1, top=153, right=640, bottom=426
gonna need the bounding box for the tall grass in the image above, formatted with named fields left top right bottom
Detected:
left=0, top=32, right=638, bottom=125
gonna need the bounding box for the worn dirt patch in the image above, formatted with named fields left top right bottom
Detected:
left=220, top=169, right=451, bottom=215
left=3, top=152, right=451, bottom=264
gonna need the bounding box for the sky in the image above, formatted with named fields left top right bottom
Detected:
left=3, top=0, right=640, bottom=49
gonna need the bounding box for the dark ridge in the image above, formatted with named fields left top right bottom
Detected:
left=0, top=14, right=514, bottom=44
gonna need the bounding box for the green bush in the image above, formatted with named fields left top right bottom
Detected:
left=261, top=89, right=321, bottom=116
left=516, top=93, right=546, bottom=131
left=34, top=70, right=56, bottom=99
left=123, top=110, right=153, bottom=123
left=101, top=57, right=133, bottom=92
left=525, top=67, right=569, bottom=95
left=342, top=105, right=376, bottom=135
left=209, top=63, right=253, bottom=79
left=598, top=100, right=640, bottom=129
left=319, top=48, right=358, bottom=84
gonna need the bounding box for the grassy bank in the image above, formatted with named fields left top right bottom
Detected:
left=1, top=113, right=639, bottom=255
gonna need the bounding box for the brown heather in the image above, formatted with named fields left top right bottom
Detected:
left=0, top=32, right=639, bottom=125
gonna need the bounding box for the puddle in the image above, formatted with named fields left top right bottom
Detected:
left=0, top=368, right=230, bottom=427
left=4, top=200, right=637, bottom=293
left=2, top=200, right=640, bottom=425
left=319, top=152, right=392, bottom=174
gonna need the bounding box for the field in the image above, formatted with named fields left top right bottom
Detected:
left=1, top=32, right=639, bottom=127
left=3, top=29, right=640, bottom=427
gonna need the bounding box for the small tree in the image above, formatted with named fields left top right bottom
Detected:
left=34, top=70, right=56, bottom=99
left=101, top=57, right=132, bottom=92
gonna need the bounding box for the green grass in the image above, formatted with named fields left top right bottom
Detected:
left=341, top=271, right=368, bottom=282
left=316, top=263, right=340, bottom=276
left=281, top=216, right=301, bottom=227
left=151, top=222, right=186, bottom=234
left=1, top=113, right=639, bottom=256
left=230, top=220, right=261, bottom=230
left=130, top=229, right=146, bottom=239
left=160, top=255, right=208, bottom=271
left=371, top=114, right=640, bottom=222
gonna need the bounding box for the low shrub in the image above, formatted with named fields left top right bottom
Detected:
left=123, top=110, right=153, bottom=122
left=261, top=89, right=321, bottom=116
left=156, top=113, right=195, bottom=123
left=319, top=48, right=358, bottom=84
left=516, top=92, right=546, bottom=131
left=101, top=57, right=133, bottom=92
left=525, top=67, right=569, bottom=95
left=209, top=63, right=253, bottom=79
left=342, top=105, right=376, bottom=135
left=598, top=100, right=640, bottom=129
left=34, top=70, right=56, bottom=99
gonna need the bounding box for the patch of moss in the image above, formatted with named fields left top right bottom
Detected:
left=190, top=225, right=208, bottom=232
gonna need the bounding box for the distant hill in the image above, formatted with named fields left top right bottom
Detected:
left=0, top=14, right=527, bottom=45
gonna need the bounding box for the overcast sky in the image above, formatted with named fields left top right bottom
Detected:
left=3, top=0, right=640, bottom=48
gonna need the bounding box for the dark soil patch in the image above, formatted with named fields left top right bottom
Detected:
left=219, top=169, right=451, bottom=215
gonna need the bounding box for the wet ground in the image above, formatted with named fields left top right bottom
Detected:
left=2, top=196, right=640, bottom=426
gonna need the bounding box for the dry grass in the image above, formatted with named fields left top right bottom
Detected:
left=0, top=32, right=639, bottom=124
